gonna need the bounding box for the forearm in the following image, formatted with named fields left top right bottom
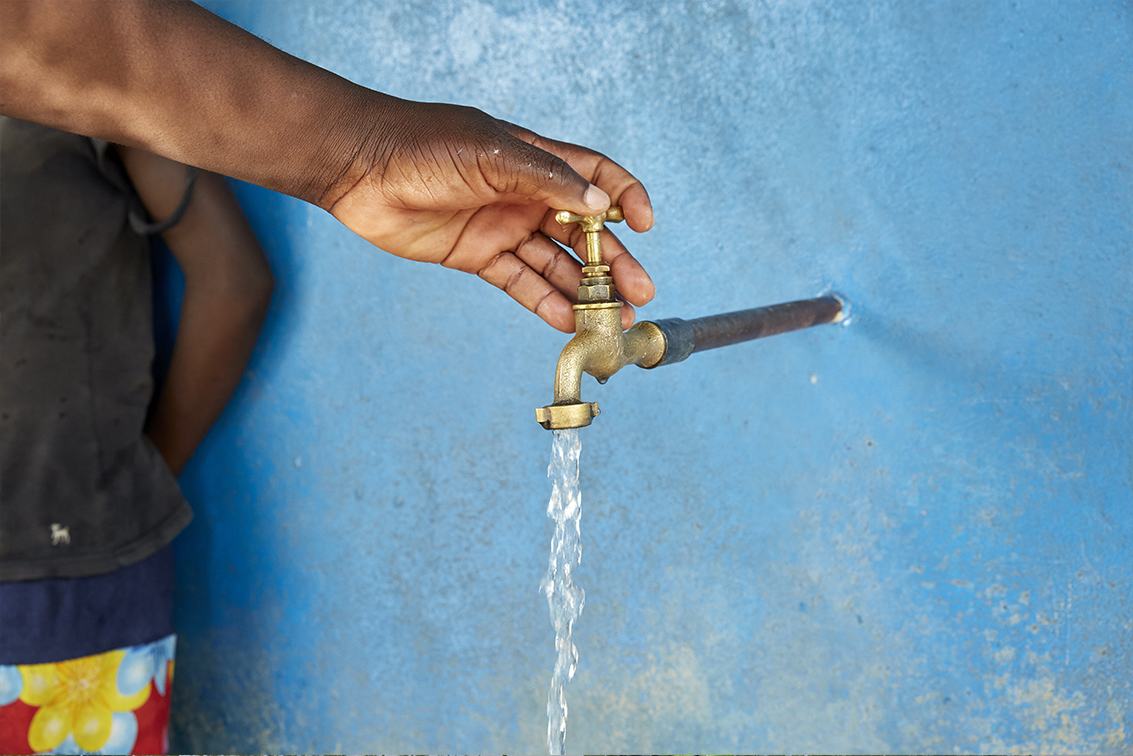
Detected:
left=118, top=147, right=273, bottom=475
left=146, top=290, right=268, bottom=476
left=0, top=0, right=378, bottom=206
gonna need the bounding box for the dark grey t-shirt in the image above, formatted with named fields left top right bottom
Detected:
left=0, top=118, right=192, bottom=581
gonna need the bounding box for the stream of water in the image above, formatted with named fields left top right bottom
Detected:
left=539, top=428, right=585, bottom=755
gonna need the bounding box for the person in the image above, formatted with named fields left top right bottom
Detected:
left=0, top=117, right=274, bottom=752
left=0, top=0, right=656, bottom=752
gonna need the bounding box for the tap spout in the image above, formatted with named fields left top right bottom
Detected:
left=535, top=302, right=665, bottom=430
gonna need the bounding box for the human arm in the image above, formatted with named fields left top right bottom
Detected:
left=0, top=0, right=653, bottom=332
left=117, top=147, right=273, bottom=476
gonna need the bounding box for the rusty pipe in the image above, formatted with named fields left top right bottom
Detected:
left=646, top=295, right=846, bottom=368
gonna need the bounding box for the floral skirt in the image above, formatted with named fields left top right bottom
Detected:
left=0, top=545, right=177, bottom=755
left=0, top=636, right=175, bottom=755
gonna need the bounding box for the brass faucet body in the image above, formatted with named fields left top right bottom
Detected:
left=536, top=304, right=666, bottom=429
left=535, top=207, right=666, bottom=430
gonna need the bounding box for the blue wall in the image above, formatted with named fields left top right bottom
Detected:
left=170, top=1, right=1131, bottom=752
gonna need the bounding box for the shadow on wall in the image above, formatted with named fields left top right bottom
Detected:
left=156, top=180, right=311, bottom=753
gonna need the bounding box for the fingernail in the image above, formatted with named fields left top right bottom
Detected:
left=584, top=184, right=609, bottom=212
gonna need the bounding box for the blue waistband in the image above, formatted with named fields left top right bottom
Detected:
left=0, top=544, right=174, bottom=665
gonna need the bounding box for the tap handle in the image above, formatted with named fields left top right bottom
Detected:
left=555, top=206, right=624, bottom=267
left=554, top=205, right=624, bottom=233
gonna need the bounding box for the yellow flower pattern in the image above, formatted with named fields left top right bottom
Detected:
left=19, top=650, right=150, bottom=753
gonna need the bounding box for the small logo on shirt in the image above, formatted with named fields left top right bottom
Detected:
left=50, top=523, right=71, bottom=546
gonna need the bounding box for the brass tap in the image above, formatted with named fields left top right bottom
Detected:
left=535, top=206, right=667, bottom=430
left=534, top=207, right=848, bottom=430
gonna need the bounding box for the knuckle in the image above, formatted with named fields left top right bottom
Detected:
left=475, top=252, right=505, bottom=281
left=503, top=264, right=528, bottom=295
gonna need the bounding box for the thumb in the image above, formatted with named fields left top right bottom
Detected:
left=494, top=135, right=609, bottom=215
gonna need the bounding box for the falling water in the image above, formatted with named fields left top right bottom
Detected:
left=539, top=428, right=585, bottom=755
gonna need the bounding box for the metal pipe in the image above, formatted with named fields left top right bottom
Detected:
left=647, top=295, right=845, bottom=368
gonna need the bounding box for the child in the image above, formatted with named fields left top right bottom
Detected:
left=0, top=117, right=273, bottom=754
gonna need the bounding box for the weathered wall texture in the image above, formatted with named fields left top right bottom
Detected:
left=169, top=1, right=1131, bottom=753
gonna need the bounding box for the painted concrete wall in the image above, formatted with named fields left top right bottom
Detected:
left=168, top=1, right=1131, bottom=753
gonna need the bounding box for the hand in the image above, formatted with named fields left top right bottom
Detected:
left=0, top=3, right=650, bottom=333
left=324, top=100, right=655, bottom=332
